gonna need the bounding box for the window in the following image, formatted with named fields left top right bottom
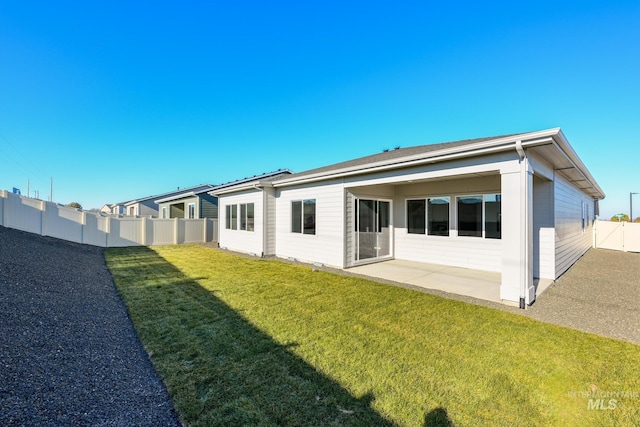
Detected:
left=231, top=205, right=237, bottom=230
left=292, top=199, right=316, bottom=235
left=292, top=201, right=302, bottom=233
left=407, top=199, right=426, bottom=234
left=225, top=204, right=238, bottom=230
left=457, top=196, right=483, bottom=237
left=247, top=203, right=254, bottom=231
left=239, top=203, right=254, bottom=232
left=428, top=197, right=449, bottom=236
left=188, top=203, right=196, bottom=219
left=161, top=207, right=167, bottom=219
left=456, top=194, right=502, bottom=238
left=240, top=204, right=247, bottom=230
left=485, top=194, right=501, bottom=239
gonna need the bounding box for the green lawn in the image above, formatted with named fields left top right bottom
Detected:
left=105, top=245, right=640, bottom=426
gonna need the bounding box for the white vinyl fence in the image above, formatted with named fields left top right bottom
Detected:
left=593, top=220, right=640, bottom=253
left=0, top=190, right=217, bottom=247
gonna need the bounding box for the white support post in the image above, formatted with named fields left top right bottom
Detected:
left=500, top=162, right=534, bottom=306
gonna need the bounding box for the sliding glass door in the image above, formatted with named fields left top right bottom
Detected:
left=355, top=198, right=391, bottom=261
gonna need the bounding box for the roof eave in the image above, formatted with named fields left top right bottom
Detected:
left=272, top=131, right=548, bottom=187
left=550, top=130, right=605, bottom=199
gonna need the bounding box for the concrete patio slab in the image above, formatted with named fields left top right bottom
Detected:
left=348, top=259, right=503, bottom=303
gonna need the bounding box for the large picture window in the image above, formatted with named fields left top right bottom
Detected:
left=428, top=197, right=449, bottom=236
left=407, top=199, right=426, bottom=234
left=292, top=199, right=316, bottom=235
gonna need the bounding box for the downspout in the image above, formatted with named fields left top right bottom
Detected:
left=254, top=182, right=267, bottom=258
left=515, top=140, right=528, bottom=309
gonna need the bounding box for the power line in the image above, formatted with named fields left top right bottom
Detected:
left=0, top=132, right=51, bottom=195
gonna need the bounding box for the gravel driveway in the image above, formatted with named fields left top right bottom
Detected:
left=0, top=226, right=181, bottom=426
left=523, top=248, right=640, bottom=345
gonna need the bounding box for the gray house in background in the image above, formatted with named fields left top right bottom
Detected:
left=107, top=201, right=129, bottom=215
left=155, top=184, right=218, bottom=219
left=111, top=185, right=214, bottom=217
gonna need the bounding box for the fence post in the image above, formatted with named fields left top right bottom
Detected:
left=0, top=190, right=5, bottom=226
left=106, top=216, right=112, bottom=247
left=40, top=200, right=47, bottom=237
left=81, top=211, right=86, bottom=244
left=203, top=218, right=207, bottom=243
left=174, top=217, right=179, bottom=245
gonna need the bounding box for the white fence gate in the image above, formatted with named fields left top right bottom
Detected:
left=593, top=220, right=640, bottom=253
left=0, top=190, right=218, bottom=247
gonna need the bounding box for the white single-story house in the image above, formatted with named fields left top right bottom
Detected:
left=214, top=128, right=604, bottom=307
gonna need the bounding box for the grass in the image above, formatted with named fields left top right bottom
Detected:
left=105, top=245, right=640, bottom=426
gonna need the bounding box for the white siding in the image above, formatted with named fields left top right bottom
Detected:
left=275, top=180, right=345, bottom=268
left=533, top=176, right=555, bottom=279
left=554, top=174, right=594, bottom=277
left=218, top=189, right=265, bottom=256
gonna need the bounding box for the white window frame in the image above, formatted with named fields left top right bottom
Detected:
left=188, top=203, right=196, bottom=219
left=291, top=199, right=316, bottom=235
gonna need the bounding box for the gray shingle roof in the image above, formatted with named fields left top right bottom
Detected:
left=276, top=132, right=524, bottom=182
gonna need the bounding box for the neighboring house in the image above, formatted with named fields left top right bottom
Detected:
left=120, top=186, right=213, bottom=217
left=99, top=204, right=113, bottom=214
left=108, top=202, right=128, bottom=215
left=155, top=184, right=218, bottom=219
left=214, top=128, right=604, bottom=307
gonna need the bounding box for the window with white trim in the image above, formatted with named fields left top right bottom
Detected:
left=239, top=203, right=254, bottom=232
left=225, top=204, right=238, bottom=230
left=456, top=194, right=501, bottom=239
left=428, top=197, right=450, bottom=236
left=407, top=199, right=426, bottom=234
left=188, top=203, right=196, bottom=219
left=292, top=199, right=316, bottom=235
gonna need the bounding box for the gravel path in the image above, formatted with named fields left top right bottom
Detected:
left=523, top=248, right=640, bottom=345
left=0, top=226, right=181, bottom=426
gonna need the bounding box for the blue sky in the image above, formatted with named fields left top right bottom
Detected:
left=1, top=1, right=638, bottom=218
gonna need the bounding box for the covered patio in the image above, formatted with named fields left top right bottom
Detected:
left=348, top=259, right=554, bottom=305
